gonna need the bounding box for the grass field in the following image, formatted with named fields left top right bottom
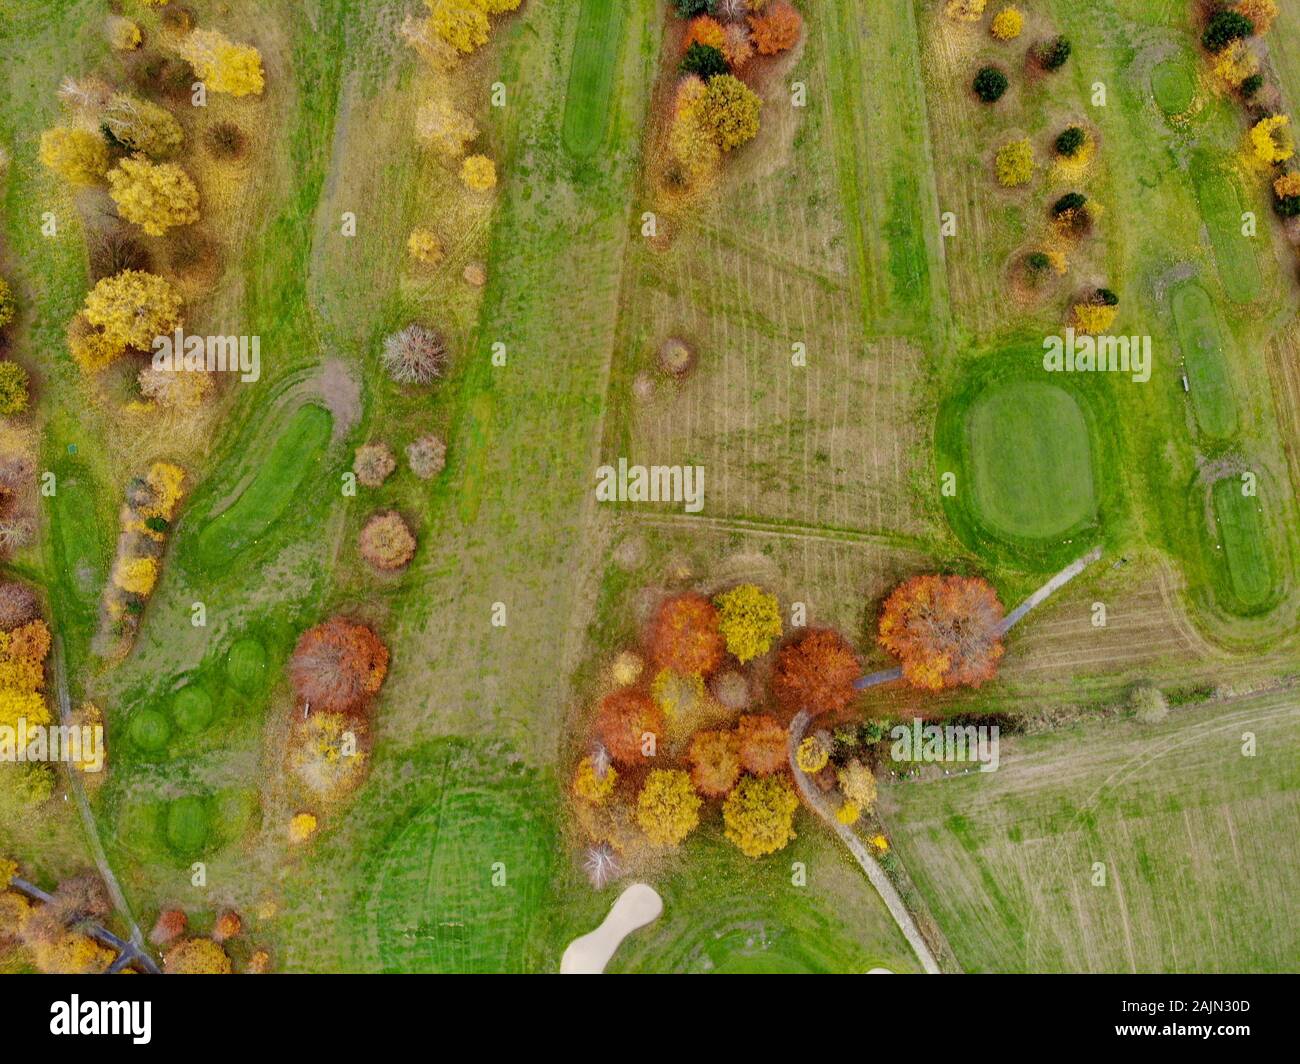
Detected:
left=1190, top=151, right=1265, bottom=306
left=882, top=690, right=1300, bottom=972
left=1209, top=477, right=1274, bottom=614
left=2, top=0, right=1299, bottom=977
left=560, top=0, right=626, bottom=160
left=967, top=381, right=1097, bottom=542
left=1170, top=280, right=1239, bottom=442
left=1150, top=59, right=1196, bottom=116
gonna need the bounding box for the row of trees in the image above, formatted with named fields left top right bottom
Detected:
left=0, top=867, right=118, bottom=974
left=570, top=573, right=1011, bottom=883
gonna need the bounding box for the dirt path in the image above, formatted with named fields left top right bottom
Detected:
left=51, top=637, right=158, bottom=973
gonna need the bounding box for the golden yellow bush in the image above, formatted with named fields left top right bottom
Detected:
left=180, top=30, right=265, bottom=96
left=114, top=557, right=158, bottom=597
left=994, top=138, right=1034, bottom=187
left=288, top=812, right=318, bottom=844
left=38, top=127, right=108, bottom=186
left=571, top=756, right=618, bottom=805
left=107, top=157, right=200, bottom=236
left=945, top=0, right=987, bottom=22
left=837, top=759, right=877, bottom=811
left=836, top=799, right=861, bottom=825
left=1072, top=302, right=1118, bottom=335
left=428, top=0, right=490, bottom=54
left=415, top=97, right=478, bottom=156
left=407, top=227, right=444, bottom=265
left=1250, top=115, right=1294, bottom=165
left=1274, top=172, right=1300, bottom=199
left=795, top=734, right=830, bottom=774
left=714, top=584, right=782, bottom=663
left=636, top=768, right=701, bottom=847
left=461, top=153, right=497, bottom=191
left=1213, top=40, right=1259, bottom=89
left=723, top=774, right=798, bottom=858
left=990, top=7, right=1023, bottom=40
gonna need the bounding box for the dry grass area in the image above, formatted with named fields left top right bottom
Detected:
left=881, top=686, right=1300, bottom=972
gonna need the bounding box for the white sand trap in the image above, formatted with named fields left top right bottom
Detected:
left=561, top=883, right=663, bottom=974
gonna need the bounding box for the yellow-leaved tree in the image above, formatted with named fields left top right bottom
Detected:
left=427, top=0, right=490, bottom=54
left=38, top=127, right=108, bottom=185
left=636, top=768, right=701, bottom=847
left=107, top=157, right=200, bottom=236
left=415, top=97, right=478, bottom=156
left=714, top=583, right=782, bottom=663
left=461, top=153, right=497, bottom=191
left=72, top=270, right=183, bottom=371
left=180, top=29, right=266, bottom=96
left=723, top=774, right=799, bottom=857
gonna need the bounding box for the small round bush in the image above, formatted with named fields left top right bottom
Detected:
left=1240, top=73, right=1264, bottom=98
left=1052, top=191, right=1088, bottom=216
left=352, top=442, right=396, bottom=488
left=1130, top=682, right=1169, bottom=724
left=1036, top=36, right=1072, bottom=71
left=1202, top=10, right=1254, bottom=55
left=405, top=434, right=447, bottom=480
left=973, top=66, right=1009, bottom=103
left=359, top=511, right=417, bottom=572
left=680, top=42, right=729, bottom=80
left=1095, top=287, right=1119, bottom=306
left=1026, top=251, right=1051, bottom=273
left=0, top=361, right=29, bottom=415
left=1055, top=125, right=1086, bottom=157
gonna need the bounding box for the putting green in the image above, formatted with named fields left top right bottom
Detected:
left=1210, top=477, right=1273, bottom=612
left=363, top=744, right=556, bottom=973
left=128, top=709, right=171, bottom=752
left=966, top=381, right=1097, bottom=542
left=1171, top=280, right=1238, bottom=441
left=164, top=795, right=213, bottom=858
left=1151, top=60, right=1195, bottom=116
left=191, top=403, right=333, bottom=568
left=171, top=686, right=215, bottom=733
left=560, top=0, right=624, bottom=159
left=226, top=637, right=268, bottom=695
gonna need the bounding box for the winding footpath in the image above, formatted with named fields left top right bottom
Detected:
left=793, top=546, right=1105, bottom=975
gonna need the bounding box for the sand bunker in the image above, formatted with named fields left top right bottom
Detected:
left=560, top=883, right=663, bottom=974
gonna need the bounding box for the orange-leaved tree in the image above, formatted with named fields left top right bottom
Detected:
left=878, top=574, right=1005, bottom=691
left=289, top=617, right=389, bottom=715
left=595, top=688, right=665, bottom=766
left=771, top=627, right=861, bottom=716
left=645, top=592, right=725, bottom=676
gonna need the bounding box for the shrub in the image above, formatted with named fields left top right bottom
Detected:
left=179, top=29, right=266, bottom=95
left=81, top=270, right=183, bottom=358
left=1129, top=682, right=1169, bottom=724
left=679, top=42, right=729, bottom=79
left=407, top=227, right=443, bottom=265
left=102, top=94, right=184, bottom=158
left=164, top=938, right=232, bottom=974
left=878, top=575, right=1006, bottom=691
left=1250, top=114, right=1294, bottom=165
left=571, top=755, right=618, bottom=805
left=1052, top=191, right=1088, bottom=216
left=358, top=511, right=417, bottom=571
left=0, top=582, right=39, bottom=631
left=721, top=23, right=753, bottom=68
left=0, top=363, right=29, bottom=416
left=405, top=434, right=447, bottom=479
left=415, top=97, right=478, bottom=157
left=1241, top=73, right=1264, bottom=97
left=38, top=127, right=109, bottom=186
left=945, top=0, right=987, bottom=21
left=838, top=758, right=877, bottom=810
left=736, top=713, right=787, bottom=775
left=205, top=121, right=248, bottom=160
left=683, top=15, right=726, bottom=51
left=973, top=66, right=1008, bottom=103
left=107, top=157, right=201, bottom=236
left=352, top=443, right=396, bottom=488
left=646, top=592, right=725, bottom=675
left=1035, top=36, right=1072, bottom=71
left=696, top=73, right=762, bottom=150
left=0, top=277, right=13, bottom=329
left=1055, top=125, right=1086, bottom=157
left=990, top=7, right=1024, bottom=41
left=1095, top=287, right=1119, bottom=306
left=460, top=153, right=497, bottom=191
left=995, top=138, right=1034, bottom=187
left=1202, top=10, right=1254, bottom=54
left=381, top=325, right=448, bottom=385
left=595, top=688, right=664, bottom=765
left=673, top=0, right=713, bottom=16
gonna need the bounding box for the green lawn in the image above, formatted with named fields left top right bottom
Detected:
left=1170, top=280, right=1239, bottom=441
left=1190, top=150, right=1264, bottom=305
left=967, top=381, right=1097, bottom=542
left=1210, top=476, right=1274, bottom=613
left=1151, top=59, right=1196, bottom=116
left=560, top=0, right=626, bottom=160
